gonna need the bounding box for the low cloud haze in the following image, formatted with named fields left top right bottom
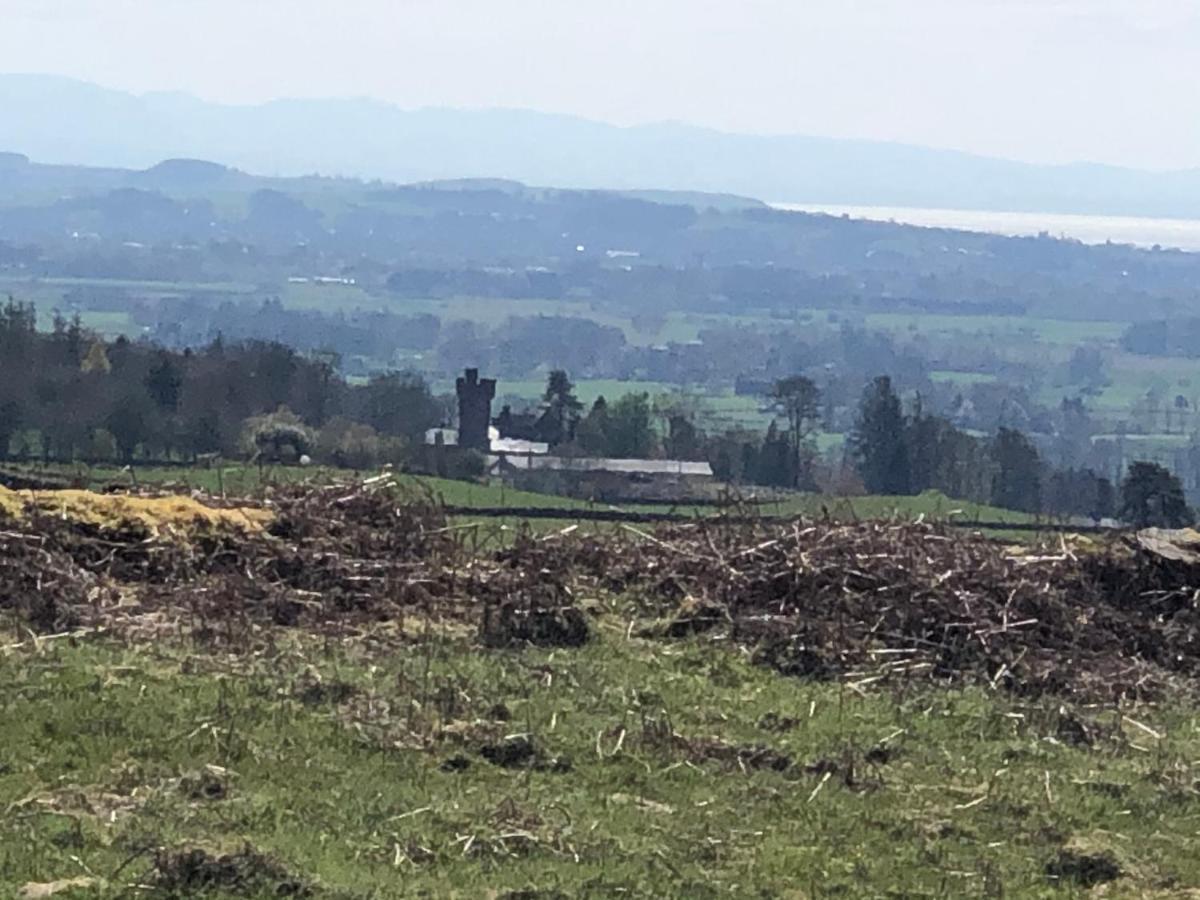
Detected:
left=3, top=0, right=1198, bottom=170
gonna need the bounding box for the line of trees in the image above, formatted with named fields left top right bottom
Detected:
left=502, top=368, right=1192, bottom=525
left=0, top=300, right=447, bottom=468
left=3, top=304, right=1192, bottom=526
left=848, top=375, right=1189, bottom=525
left=496, top=371, right=665, bottom=460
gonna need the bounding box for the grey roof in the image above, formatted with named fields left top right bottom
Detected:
left=498, top=455, right=713, bottom=477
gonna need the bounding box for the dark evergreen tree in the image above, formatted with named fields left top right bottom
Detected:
left=739, top=439, right=759, bottom=485
left=605, top=393, right=654, bottom=459
left=1120, top=461, right=1192, bottom=527
left=989, top=427, right=1042, bottom=513
left=1043, top=467, right=1115, bottom=521
left=541, top=369, right=583, bottom=446
left=575, top=396, right=611, bottom=456
left=663, top=414, right=702, bottom=461
left=755, top=421, right=792, bottom=487
left=850, top=376, right=911, bottom=494
left=0, top=398, right=24, bottom=460
left=905, top=396, right=941, bottom=494
left=106, top=392, right=156, bottom=462
left=145, top=351, right=184, bottom=412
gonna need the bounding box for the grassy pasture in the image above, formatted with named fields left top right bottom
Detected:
left=864, top=312, right=1126, bottom=345
left=3, top=463, right=1050, bottom=555
left=1088, top=354, right=1200, bottom=412
left=760, top=489, right=1037, bottom=526
left=2, top=620, right=1197, bottom=897
left=17, top=464, right=1036, bottom=523
left=930, top=370, right=999, bottom=386
left=0, top=276, right=256, bottom=295
left=28, top=464, right=588, bottom=512
left=14, top=461, right=1044, bottom=514
left=277, top=281, right=379, bottom=313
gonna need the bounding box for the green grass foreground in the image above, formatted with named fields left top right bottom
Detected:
left=2, top=622, right=1198, bottom=898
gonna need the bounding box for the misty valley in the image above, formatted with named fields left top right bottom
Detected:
left=1, top=152, right=1198, bottom=521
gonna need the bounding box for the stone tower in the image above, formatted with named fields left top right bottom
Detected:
left=456, top=368, right=496, bottom=451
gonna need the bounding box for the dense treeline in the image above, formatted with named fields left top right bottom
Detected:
left=2, top=298, right=1190, bottom=525
left=0, top=300, right=446, bottom=466
left=700, top=375, right=1118, bottom=520
left=146, top=298, right=441, bottom=366
left=1122, top=318, right=1200, bottom=359
left=506, top=369, right=1186, bottom=524
left=744, top=374, right=1180, bottom=523
left=847, top=378, right=1114, bottom=520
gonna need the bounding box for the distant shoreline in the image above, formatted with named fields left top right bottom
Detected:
left=770, top=202, right=1200, bottom=252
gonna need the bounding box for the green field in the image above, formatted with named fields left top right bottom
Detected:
left=0, top=276, right=256, bottom=295
left=3, top=615, right=1197, bottom=897
left=760, top=489, right=1037, bottom=525
left=864, top=312, right=1126, bottom=345
left=9, top=465, right=1042, bottom=540
left=25, top=464, right=587, bottom=510
left=1, top=276, right=258, bottom=339
left=930, top=370, right=999, bottom=386
left=277, top=281, right=380, bottom=313
left=1087, top=354, right=1200, bottom=412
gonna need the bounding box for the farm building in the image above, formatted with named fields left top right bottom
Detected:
left=423, top=425, right=549, bottom=457
left=492, top=453, right=714, bottom=502
left=426, top=368, right=714, bottom=501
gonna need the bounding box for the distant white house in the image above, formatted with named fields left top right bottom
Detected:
left=425, top=368, right=713, bottom=500
left=424, top=426, right=550, bottom=457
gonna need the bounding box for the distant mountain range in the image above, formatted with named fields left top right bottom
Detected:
left=4, top=73, right=1200, bottom=219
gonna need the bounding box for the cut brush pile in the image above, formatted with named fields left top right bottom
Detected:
left=3, top=479, right=1200, bottom=701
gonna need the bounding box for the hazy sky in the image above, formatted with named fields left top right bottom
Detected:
left=5, top=0, right=1199, bottom=170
